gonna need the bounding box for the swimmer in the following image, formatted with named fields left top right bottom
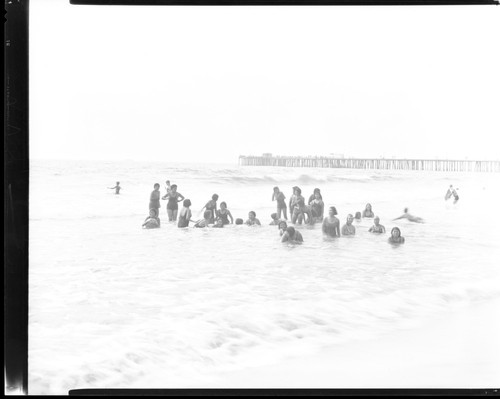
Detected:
left=308, top=188, right=323, bottom=204
left=309, top=191, right=325, bottom=222
left=216, top=202, right=234, bottom=225
left=354, top=212, right=362, bottom=221
left=393, top=208, right=424, bottom=223
left=149, top=183, right=161, bottom=215
left=388, top=227, right=405, bottom=244
left=281, top=226, right=304, bottom=243
left=278, top=220, right=288, bottom=236
left=341, top=214, right=356, bottom=236
left=322, top=206, right=340, bottom=237
left=362, top=203, right=374, bottom=218
left=161, top=180, right=172, bottom=199
left=235, top=218, right=244, bottom=225
left=178, top=199, right=195, bottom=228
left=142, top=208, right=160, bottom=229
left=194, top=210, right=213, bottom=228
left=213, top=218, right=224, bottom=228
left=368, top=216, right=386, bottom=233
left=163, top=184, right=185, bottom=222
left=269, top=213, right=280, bottom=225
left=108, top=181, right=121, bottom=195
left=272, top=186, right=288, bottom=220
left=245, top=211, right=261, bottom=226
left=201, top=194, right=219, bottom=224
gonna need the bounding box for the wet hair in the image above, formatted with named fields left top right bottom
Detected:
left=354, top=212, right=362, bottom=219
left=249, top=211, right=256, bottom=217
left=154, top=183, right=160, bottom=189
left=235, top=218, right=243, bottom=225
left=278, top=221, right=287, bottom=229
left=286, top=226, right=296, bottom=236
left=212, top=194, right=219, bottom=200
left=391, top=227, right=401, bottom=236
left=171, top=184, right=177, bottom=190
left=149, top=208, right=158, bottom=217
left=329, top=206, right=337, bottom=215
left=183, top=199, right=191, bottom=207
left=204, top=210, right=212, bottom=219
left=271, top=213, right=278, bottom=220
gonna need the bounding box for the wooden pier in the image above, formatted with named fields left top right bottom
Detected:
left=238, top=155, right=500, bottom=172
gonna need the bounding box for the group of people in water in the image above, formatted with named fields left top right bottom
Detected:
left=140, top=181, right=417, bottom=245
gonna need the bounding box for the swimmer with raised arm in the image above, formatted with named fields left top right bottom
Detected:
left=216, top=201, right=234, bottom=225
left=281, top=226, right=304, bottom=243
left=245, top=211, right=261, bottom=226
left=393, top=208, right=424, bottom=223
left=362, top=203, right=374, bottom=218
left=322, top=206, right=340, bottom=237
left=108, top=182, right=121, bottom=195
left=341, top=214, right=356, bottom=236
left=142, top=208, right=160, bottom=229
left=202, top=194, right=219, bottom=224
left=368, top=216, right=386, bottom=233
left=178, top=199, right=195, bottom=228
left=388, top=227, right=405, bottom=244
left=164, top=184, right=185, bottom=222
left=272, top=186, right=288, bottom=220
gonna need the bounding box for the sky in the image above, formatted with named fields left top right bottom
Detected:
left=29, top=1, right=500, bottom=164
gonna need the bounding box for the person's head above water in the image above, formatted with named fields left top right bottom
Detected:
left=329, top=206, right=338, bottom=216
left=391, top=227, right=401, bottom=237
left=215, top=218, right=223, bottom=227
left=295, top=187, right=302, bottom=195
left=278, top=220, right=288, bottom=230
left=374, top=216, right=380, bottom=225
left=149, top=208, right=158, bottom=217
left=286, top=226, right=296, bottom=236
left=171, top=184, right=177, bottom=191
left=346, top=214, right=354, bottom=223
left=220, top=201, right=227, bottom=209
left=314, top=188, right=321, bottom=194
left=271, top=213, right=278, bottom=220
left=248, top=211, right=256, bottom=219
left=354, top=212, right=362, bottom=219
left=235, top=218, right=243, bottom=225
left=154, top=183, right=160, bottom=189
left=203, top=210, right=212, bottom=219
left=183, top=199, right=191, bottom=207
left=212, top=194, right=219, bottom=201
left=365, top=203, right=372, bottom=210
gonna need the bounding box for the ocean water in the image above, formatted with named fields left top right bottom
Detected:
left=28, top=159, right=500, bottom=393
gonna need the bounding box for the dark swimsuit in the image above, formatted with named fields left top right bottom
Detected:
left=177, top=210, right=190, bottom=228
left=323, top=218, right=339, bottom=237
left=167, top=193, right=181, bottom=210
left=149, top=191, right=160, bottom=211
left=217, top=210, right=230, bottom=225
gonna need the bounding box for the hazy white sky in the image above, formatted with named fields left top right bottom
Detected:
left=30, top=1, right=500, bottom=164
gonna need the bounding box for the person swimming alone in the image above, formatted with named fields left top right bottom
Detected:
left=393, top=208, right=424, bottom=223
left=388, top=227, right=405, bottom=244
left=269, top=213, right=280, bottom=225
left=108, top=181, right=121, bottom=195
left=368, top=216, right=386, bottom=233
left=281, top=226, right=304, bottom=243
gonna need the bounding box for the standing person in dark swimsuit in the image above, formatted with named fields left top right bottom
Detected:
left=149, top=183, right=161, bottom=215
left=272, top=186, right=288, bottom=220
left=178, top=199, right=194, bottom=228
left=216, top=202, right=234, bottom=225
left=108, top=182, right=121, bottom=195
left=202, top=194, right=219, bottom=224
left=164, top=184, right=185, bottom=222
left=322, top=206, right=340, bottom=237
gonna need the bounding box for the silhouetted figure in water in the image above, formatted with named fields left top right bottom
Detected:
left=393, top=208, right=424, bottom=223
left=108, top=182, right=121, bottom=195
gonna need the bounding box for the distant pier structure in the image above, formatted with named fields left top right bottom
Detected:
left=239, top=154, right=500, bottom=172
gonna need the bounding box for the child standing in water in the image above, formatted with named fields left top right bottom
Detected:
left=108, top=182, right=121, bottom=195
left=149, top=183, right=161, bottom=215
left=216, top=202, right=234, bottom=225
left=163, top=184, right=185, bottom=222
left=178, top=199, right=194, bottom=228
left=272, top=186, right=288, bottom=220
left=202, top=194, right=219, bottom=223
